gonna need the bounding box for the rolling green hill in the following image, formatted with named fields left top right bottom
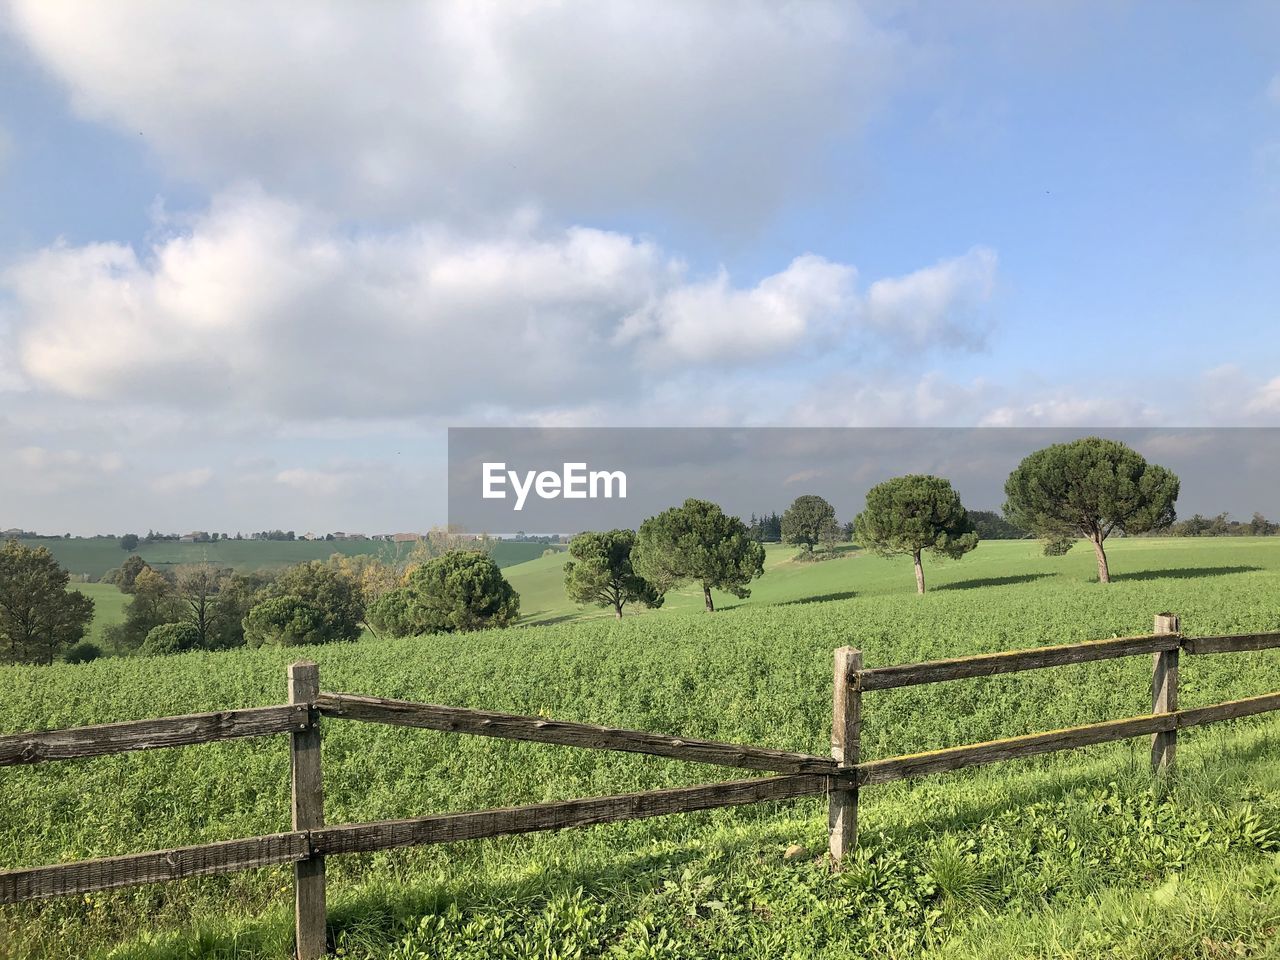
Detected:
left=508, top=536, right=1280, bottom=624
left=75, top=582, right=129, bottom=647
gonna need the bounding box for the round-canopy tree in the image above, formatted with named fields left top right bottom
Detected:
left=781, top=494, right=839, bottom=554
left=367, top=549, right=520, bottom=636
left=563, top=529, right=664, bottom=619
left=116, top=554, right=149, bottom=593
left=854, top=475, right=978, bottom=594
left=632, top=498, right=765, bottom=612
left=1003, top=436, right=1179, bottom=583
left=243, top=561, right=364, bottom=647
left=0, top=540, right=94, bottom=665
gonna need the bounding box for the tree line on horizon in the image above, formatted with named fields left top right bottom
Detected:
left=2, top=436, right=1276, bottom=665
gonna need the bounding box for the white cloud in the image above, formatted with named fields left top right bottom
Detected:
left=1182, top=365, right=1280, bottom=424
left=0, top=310, right=28, bottom=392
left=863, top=247, right=997, bottom=348
left=978, top=394, right=1158, bottom=427
left=1246, top=376, right=1280, bottom=415
left=275, top=467, right=362, bottom=498
left=16, top=446, right=121, bottom=473
left=10, top=445, right=123, bottom=495
left=150, top=467, right=213, bottom=494
left=618, top=255, right=858, bottom=364
left=5, top=188, right=668, bottom=417
left=3, top=188, right=997, bottom=420
left=6, top=0, right=905, bottom=224
left=783, top=371, right=1187, bottom=430
left=786, top=370, right=997, bottom=427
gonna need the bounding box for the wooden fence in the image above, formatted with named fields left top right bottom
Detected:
left=4, top=613, right=1280, bottom=958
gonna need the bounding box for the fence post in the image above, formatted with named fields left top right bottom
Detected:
left=828, top=646, right=862, bottom=864
left=289, top=661, right=327, bottom=960
left=1152, top=613, right=1180, bottom=776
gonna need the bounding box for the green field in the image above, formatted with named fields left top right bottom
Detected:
left=10, top=537, right=550, bottom=582
left=510, top=535, right=1275, bottom=623
left=4, top=538, right=1280, bottom=959
left=76, top=583, right=129, bottom=647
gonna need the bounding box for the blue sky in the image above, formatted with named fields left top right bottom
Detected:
left=1, top=1, right=1279, bottom=534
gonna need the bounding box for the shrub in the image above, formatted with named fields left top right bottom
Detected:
left=141, top=621, right=201, bottom=656
left=63, top=641, right=104, bottom=664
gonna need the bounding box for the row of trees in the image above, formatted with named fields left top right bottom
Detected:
left=559, top=437, right=1185, bottom=606
left=1156, top=512, right=1277, bottom=537
left=565, top=499, right=764, bottom=615
left=1, top=536, right=528, bottom=663
left=109, top=550, right=523, bottom=657
left=102, top=560, right=353, bottom=655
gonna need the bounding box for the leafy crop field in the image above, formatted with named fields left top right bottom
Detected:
left=3, top=538, right=1280, bottom=959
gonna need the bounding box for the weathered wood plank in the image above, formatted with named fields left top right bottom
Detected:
left=1177, top=691, right=1280, bottom=727
left=858, top=713, right=1175, bottom=786
left=289, top=662, right=327, bottom=960
left=0, top=705, right=308, bottom=766
left=857, top=634, right=1176, bottom=691
left=316, top=692, right=834, bottom=774
left=1182, top=632, right=1280, bottom=656
left=311, top=775, right=828, bottom=855
left=828, top=647, right=861, bottom=863
left=1152, top=614, right=1180, bottom=774
left=0, top=832, right=308, bottom=903
left=858, top=689, right=1280, bottom=787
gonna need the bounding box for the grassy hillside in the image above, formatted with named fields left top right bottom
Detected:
left=11, top=537, right=549, bottom=581
left=509, top=536, right=1279, bottom=624
left=3, top=538, right=1280, bottom=958
left=76, top=583, right=128, bottom=647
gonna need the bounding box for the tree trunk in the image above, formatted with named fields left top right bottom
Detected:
left=613, top=602, right=623, bottom=619
left=703, top=584, right=715, bottom=612
left=1092, top=536, right=1110, bottom=583
left=913, top=550, right=925, bottom=594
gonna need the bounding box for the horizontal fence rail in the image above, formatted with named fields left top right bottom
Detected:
left=0, top=704, right=309, bottom=766
left=316, top=692, right=837, bottom=774
left=857, top=629, right=1280, bottom=692
left=309, top=774, right=830, bottom=856
left=0, top=776, right=830, bottom=905
left=856, top=633, right=1178, bottom=690
left=858, top=690, right=1280, bottom=786
left=3, top=618, right=1280, bottom=959
left=1183, top=632, right=1280, bottom=655
left=0, top=833, right=309, bottom=903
